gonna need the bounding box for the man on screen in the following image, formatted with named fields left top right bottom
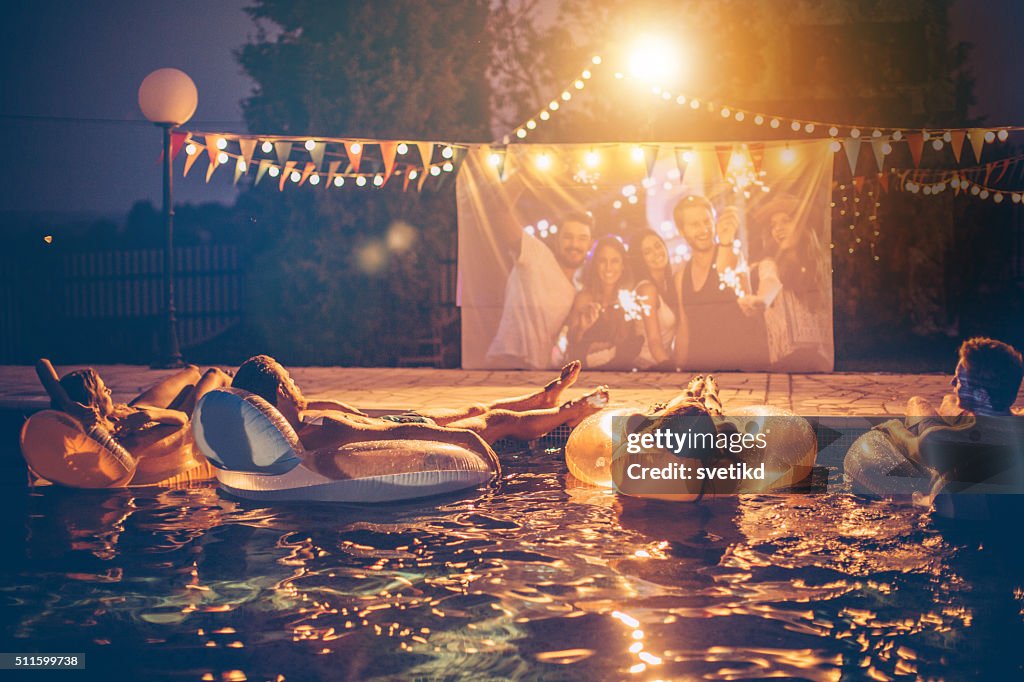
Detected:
left=672, top=195, right=768, bottom=370
left=486, top=212, right=594, bottom=369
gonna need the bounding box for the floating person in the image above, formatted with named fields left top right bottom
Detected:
left=229, top=355, right=609, bottom=454
left=24, top=359, right=233, bottom=487
left=846, top=337, right=1024, bottom=519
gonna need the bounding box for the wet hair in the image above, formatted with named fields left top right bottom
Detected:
left=54, top=368, right=108, bottom=414
left=581, top=234, right=633, bottom=294
left=232, top=355, right=306, bottom=409
left=672, top=195, right=716, bottom=227
left=958, top=337, right=1024, bottom=411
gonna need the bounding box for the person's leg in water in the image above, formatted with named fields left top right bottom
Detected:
left=443, top=385, right=610, bottom=443
left=417, top=361, right=584, bottom=426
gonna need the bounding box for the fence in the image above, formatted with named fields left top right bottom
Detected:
left=0, top=245, right=244, bottom=364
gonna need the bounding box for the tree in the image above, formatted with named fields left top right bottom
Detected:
left=236, top=0, right=491, bottom=365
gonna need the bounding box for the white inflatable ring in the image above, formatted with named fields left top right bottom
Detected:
left=191, top=388, right=499, bottom=503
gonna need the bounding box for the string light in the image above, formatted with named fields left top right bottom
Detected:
left=309, top=174, right=320, bottom=185
left=304, top=139, right=316, bottom=151
left=333, top=176, right=344, bottom=187
left=355, top=175, right=367, bottom=186
left=261, top=141, right=273, bottom=153
left=397, top=143, right=408, bottom=154
left=216, top=138, right=228, bottom=150
left=268, top=166, right=280, bottom=177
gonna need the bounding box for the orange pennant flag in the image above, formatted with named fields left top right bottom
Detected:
left=255, top=159, right=272, bottom=185
left=183, top=145, right=204, bottom=177
left=279, top=160, right=297, bottom=191
left=238, top=138, right=257, bottom=166
left=274, top=141, right=293, bottom=166
left=308, top=142, right=325, bottom=169
left=344, top=141, right=364, bottom=174
left=994, top=158, right=1010, bottom=183
left=950, top=130, right=966, bottom=163
left=326, top=160, right=342, bottom=187
left=205, top=158, right=219, bottom=183
left=714, top=145, right=732, bottom=178
left=907, top=132, right=924, bottom=167
left=748, top=142, right=764, bottom=175
left=852, top=175, right=865, bottom=195
left=299, top=162, right=316, bottom=186
left=379, top=141, right=398, bottom=184
left=418, top=166, right=431, bottom=192
left=417, top=142, right=434, bottom=170
left=878, top=172, right=889, bottom=193
left=204, top=135, right=224, bottom=169
left=968, top=129, right=986, bottom=162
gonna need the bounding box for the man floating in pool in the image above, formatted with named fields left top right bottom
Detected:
left=875, top=337, right=1024, bottom=518
left=229, top=355, right=609, bottom=459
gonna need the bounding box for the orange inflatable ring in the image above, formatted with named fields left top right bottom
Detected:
left=565, top=404, right=817, bottom=501
left=19, top=410, right=211, bottom=489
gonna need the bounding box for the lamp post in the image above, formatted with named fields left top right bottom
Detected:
left=138, top=68, right=198, bottom=368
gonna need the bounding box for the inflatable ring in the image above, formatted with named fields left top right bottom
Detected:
left=191, top=388, right=499, bottom=503
left=844, top=428, right=932, bottom=496
left=19, top=410, right=209, bottom=489
left=566, top=404, right=817, bottom=501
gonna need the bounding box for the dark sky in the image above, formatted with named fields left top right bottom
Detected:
left=1, top=0, right=1022, bottom=218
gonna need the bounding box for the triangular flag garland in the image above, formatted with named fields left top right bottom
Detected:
left=674, top=147, right=691, bottom=182
left=870, top=137, right=888, bottom=172
left=950, top=130, right=965, bottom=163
left=204, top=135, right=224, bottom=168
left=170, top=132, right=190, bottom=162
left=748, top=142, right=764, bottom=175
left=344, top=141, right=364, bottom=174
left=298, top=162, right=316, bottom=186
left=326, top=160, right=342, bottom=187
left=183, top=144, right=204, bottom=177
left=279, top=160, right=297, bottom=191
left=417, top=142, right=434, bottom=169
left=968, top=129, right=986, bottom=163
left=906, top=133, right=924, bottom=168
left=379, top=141, right=398, bottom=185
left=714, top=145, right=732, bottom=178
left=233, top=159, right=247, bottom=185
left=308, top=141, right=326, bottom=169
left=255, top=159, right=272, bottom=186
left=642, top=145, right=660, bottom=179
left=274, top=141, right=293, bottom=167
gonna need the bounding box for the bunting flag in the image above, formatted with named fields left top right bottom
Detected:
left=877, top=172, right=889, bottom=193
left=298, top=162, right=316, bottom=186
left=233, top=160, right=246, bottom=186
left=326, top=160, right=342, bottom=187
left=714, top=145, right=732, bottom=178
left=490, top=146, right=508, bottom=181
left=239, top=138, right=257, bottom=167
left=379, top=141, right=398, bottom=184
left=417, top=142, right=434, bottom=170
left=274, top=141, right=293, bottom=166
left=968, top=129, right=986, bottom=162
left=403, top=170, right=413, bottom=192
left=870, top=136, right=888, bottom=172
left=748, top=142, right=764, bottom=175
left=279, top=160, right=297, bottom=191
left=183, top=146, right=204, bottom=177
left=344, top=141, right=364, bottom=174
left=852, top=175, right=865, bottom=195
left=674, top=147, right=691, bottom=182
left=205, top=158, right=218, bottom=183
left=418, top=165, right=431, bottom=192
left=255, top=159, right=272, bottom=186
left=844, top=138, right=861, bottom=175
left=170, top=132, right=190, bottom=161
left=642, top=145, right=660, bottom=179
left=950, top=130, right=966, bottom=163
left=204, top=135, right=224, bottom=169
left=308, top=142, right=326, bottom=169
left=907, top=132, right=924, bottom=167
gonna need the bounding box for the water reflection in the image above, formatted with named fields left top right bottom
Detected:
left=2, top=446, right=1024, bottom=680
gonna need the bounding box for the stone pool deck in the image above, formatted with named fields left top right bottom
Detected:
left=0, top=364, right=974, bottom=417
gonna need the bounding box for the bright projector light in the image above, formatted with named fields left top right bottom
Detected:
left=627, top=36, right=681, bottom=85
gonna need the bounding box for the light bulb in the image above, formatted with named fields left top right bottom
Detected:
left=397, top=143, right=408, bottom=154
left=350, top=142, right=362, bottom=154
left=574, top=79, right=584, bottom=89
left=828, top=126, right=839, bottom=137
left=997, top=129, right=1009, bottom=141
left=408, top=170, right=417, bottom=180
left=442, top=161, right=454, bottom=172
left=290, top=171, right=300, bottom=182
left=430, top=166, right=441, bottom=176
left=185, top=143, right=196, bottom=156
left=373, top=175, right=384, bottom=186
left=539, top=111, right=550, bottom=121
left=442, top=146, right=454, bottom=159
left=535, top=153, right=551, bottom=171
left=218, top=152, right=228, bottom=164
left=770, top=118, right=780, bottom=128
left=984, top=131, right=995, bottom=143
left=268, top=166, right=280, bottom=177
left=488, top=152, right=502, bottom=167
left=630, top=146, right=644, bottom=162
left=790, top=121, right=801, bottom=131
left=216, top=138, right=228, bottom=150
left=261, top=141, right=273, bottom=153
left=309, top=174, right=320, bottom=185
left=829, top=140, right=841, bottom=153
left=516, top=129, right=527, bottom=139
left=304, top=139, right=316, bottom=151
left=356, top=175, right=367, bottom=186
left=805, top=123, right=815, bottom=133
left=850, top=128, right=861, bottom=138
left=333, top=176, right=344, bottom=187
left=526, top=120, right=536, bottom=130
left=584, top=150, right=599, bottom=167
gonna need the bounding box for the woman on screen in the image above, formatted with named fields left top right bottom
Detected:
left=628, top=230, right=677, bottom=369
left=566, top=235, right=644, bottom=369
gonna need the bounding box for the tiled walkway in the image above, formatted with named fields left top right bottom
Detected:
left=0, top=364, right=975, bottom=417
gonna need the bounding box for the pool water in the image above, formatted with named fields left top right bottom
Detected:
left=2, top=445, right=1023, bottom=681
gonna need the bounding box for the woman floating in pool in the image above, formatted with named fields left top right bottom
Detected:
left=229, top=355, right=609, bottom=458
left=31, top=358, right=233, bottom=486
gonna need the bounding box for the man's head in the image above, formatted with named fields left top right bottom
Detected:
left=953, top=337, right=1023, bottom=414
left=673, top=195, right=716, bottom=253
left=232, top=355, right=307, bottom=425
left=555, top=212, right=594, bottom=270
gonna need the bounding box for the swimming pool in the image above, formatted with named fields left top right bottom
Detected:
left=2, top=444, right=1022, bottom=680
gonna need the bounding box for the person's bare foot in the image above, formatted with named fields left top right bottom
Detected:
left=702, top=374, right=723, bottom=416
left=561, top=385, right=609, bottom=427
left=538, top=360, right=583, bottom=408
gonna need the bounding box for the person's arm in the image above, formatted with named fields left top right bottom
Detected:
left=305, top=399, right=368, bottom=417
left=121, top=405, right=189, bottom=428
left=566, top=292, right=601, bottom=346
left=636, top=282, right=670, bottom=365
left=35, top=358, right=100, bottom=424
